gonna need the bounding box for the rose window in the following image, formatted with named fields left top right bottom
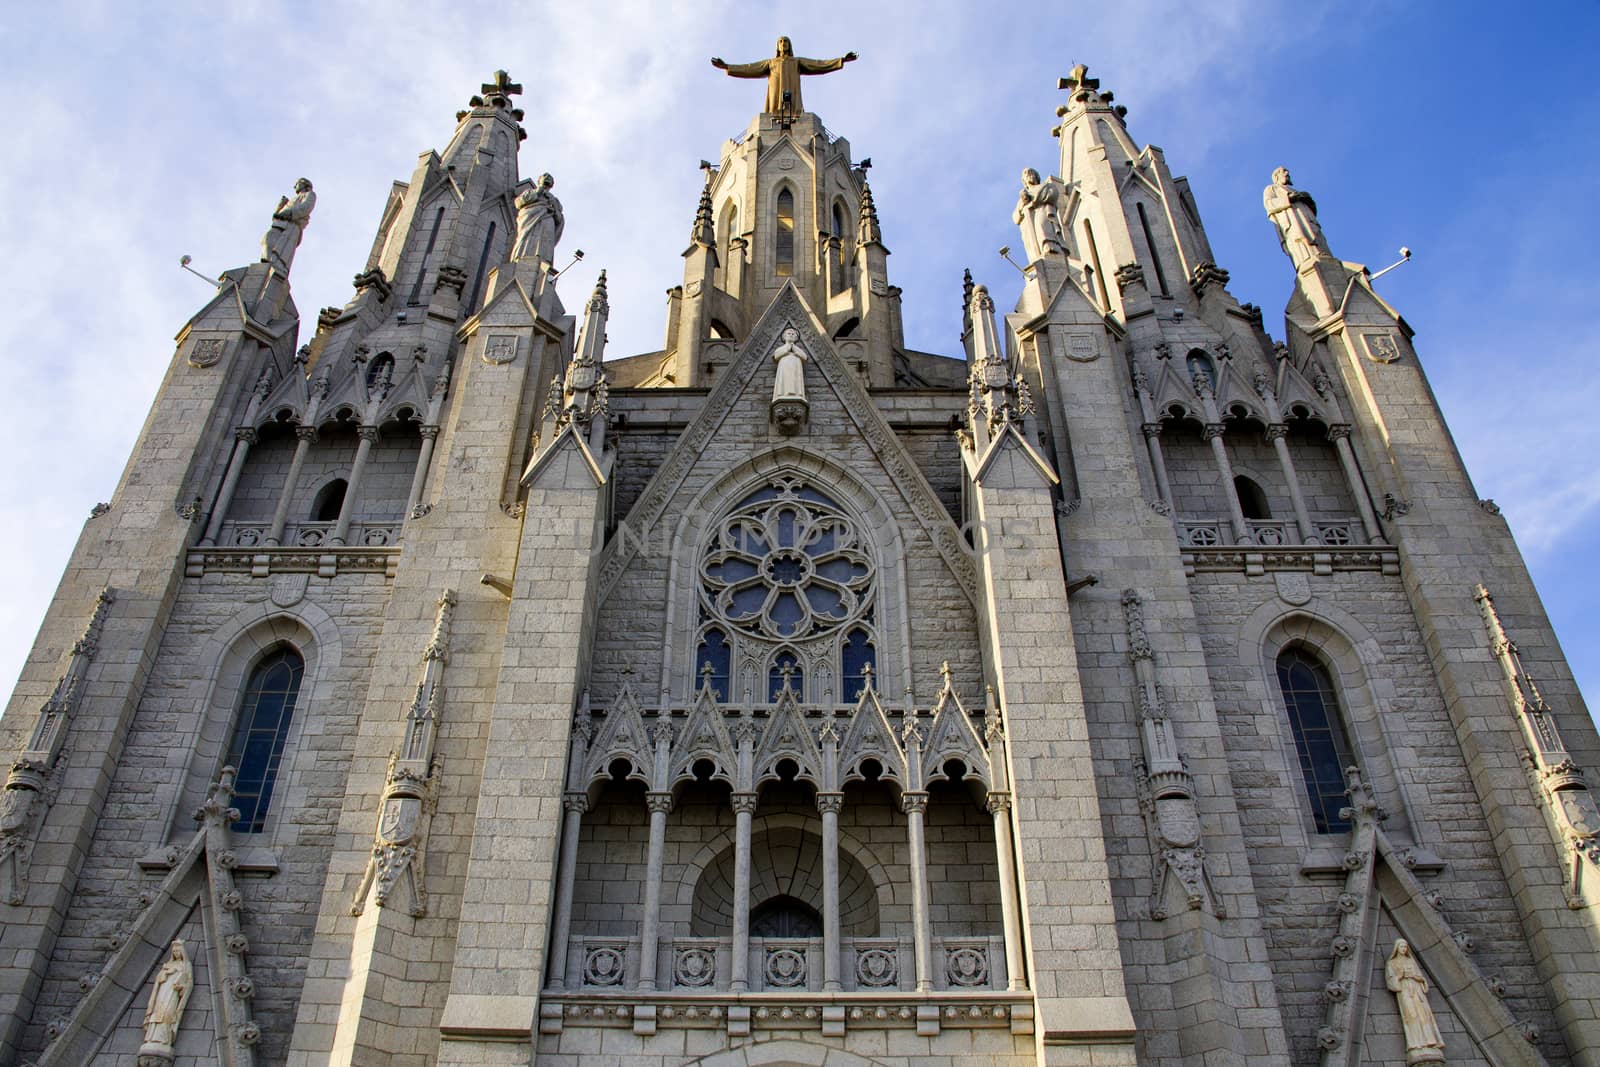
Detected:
left=701, top=480, right=872, bottom=640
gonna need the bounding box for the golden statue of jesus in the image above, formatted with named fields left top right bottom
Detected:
left=711, top=37, right=858, bottom=116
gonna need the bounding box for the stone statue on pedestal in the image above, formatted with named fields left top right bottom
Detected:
left=712, top=37, right=857, bottom=116
left=261, top=178, right=316, bottom=276
left=1385, top=938, right=1445, bottom=1063
left=770, top=326, right=809, bottom=434
left=138, top=940, right=193, bottom=1064
left=512, top=173, right=564, bottom=266
left=1013, top=168, right=1065, bottom=262
left=1262, top=166, right=1330, bottom=271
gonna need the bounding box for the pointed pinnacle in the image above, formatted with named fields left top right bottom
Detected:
left=858, top=179, right=882, bottom=244
left=691, top=169, right=716, bottom=248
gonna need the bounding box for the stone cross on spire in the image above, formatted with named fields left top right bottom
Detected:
left=478, top=70, right=523, bottom=110
left=711, top=37, right=858, bottom=116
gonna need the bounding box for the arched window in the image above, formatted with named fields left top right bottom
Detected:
left=1082, top=219, right=1111, bottom=309
left=1135, top=201, right=1172, bottom=297
left=716, top=200, right=738, bottom=289
left=830, top=202, right=847, bottom=289
left=841, top=627, right=875, bottom=699
left=1276, top=647, right=1357, bottom=833
left=750, top=894, right=822, bottom=938
left=224, top=646, right=305, bottom=833
left=768, top=649, right=803, bottom=701
left=1234, top=475, right=1271, bottom=520
left=775, top=188, right=795, bottom=277
left=696, top=627, right=731, bottom=700
left=311, top=479, right=348, bottom=522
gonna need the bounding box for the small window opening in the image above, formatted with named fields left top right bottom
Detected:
left=311, top=479, right=348, bottom=522
left=1234, top=475, right=1271, bottom=520
left=768, top=649, right=803, bottom=701
left=1186, top=351, right=1216, bottom=391
left=750, top=895, right=822, bottom=938
left=696, top=628, right=731, bottom=700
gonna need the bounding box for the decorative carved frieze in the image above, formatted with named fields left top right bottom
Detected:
left=1, top=586, right=114, bottom=905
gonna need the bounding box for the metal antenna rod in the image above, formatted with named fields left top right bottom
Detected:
left=1369, top=246, right=1412, bottom=282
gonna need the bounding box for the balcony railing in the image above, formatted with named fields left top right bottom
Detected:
left=1178, top=516, right=1363, bottom=548
left=214, top=519, right=401, bottom=549
left=559, top=934, right=1007, bottom=995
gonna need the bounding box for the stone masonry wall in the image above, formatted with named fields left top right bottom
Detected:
left=1188, top=568, right=1566, bottom=1063
left=21, top=569, right=393, bottom=1062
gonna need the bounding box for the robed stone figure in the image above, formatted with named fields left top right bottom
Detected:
left=1263, top=166, right=1330, bottom=271
left=261, top=178, right=316, bottom=277
left=512, top=173, right=564, bottom=267
left=1385, top=939, right=1446, bottom=1063
left=1013, top=167, right=1066, bottom=262
left=712, top=37, right=857, bottom=116
left=140, top=939, right=194, bottom=1059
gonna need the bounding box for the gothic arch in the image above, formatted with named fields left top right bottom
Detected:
left=661, top=445, right=912, bottom=702
left=162, top=597, right=343, bottom=845
left=688, top=824, right=880, bottom=937
left=1236, top=599, right=1421, bottom=841
left=671, top=811, right=903, bottom=930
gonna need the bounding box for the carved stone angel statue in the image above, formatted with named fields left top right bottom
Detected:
left=511, top=173, right=564, bottom=266
left=1262, top=166, right=1331, bottom=271
left=1013, top=168, right=1065, bottom=262
left=139, top=939, right=194, bottom=1060
left=1385, top=938, right=1446, bottom=1063
left=261, top=178, right=316, bottom=276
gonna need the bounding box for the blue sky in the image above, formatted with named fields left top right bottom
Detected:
left=1, top=2, right=1596, bottom=712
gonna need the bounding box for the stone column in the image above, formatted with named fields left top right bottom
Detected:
left=1203, top=423, right=1252, bottom=544
left=199, top=427, right=257, bottom=546
left=330, top=424, right=379, bottom=546
left=638, top=791, right=673, bottom=990
left=902, top=790, right=933, bottom=992
left=1328, top=424, right=1384, bottom=543
left=729, top=792, right=759, bottom=991
left=817, top=792, right=844, bottom=991
left=546, top=793, right=588, bottom=990
left=1266, top=424, right=1319, bottom=543
left=987, top=791, right=1026, bottom=991
left=265, top=425, right=316, bottom=546
left=404, top=425, right=440, bottom=518
left=1141, top=423, right=1174, bottom=511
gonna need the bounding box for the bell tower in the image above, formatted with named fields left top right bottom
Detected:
left=650, top=39, right=904, bottom=388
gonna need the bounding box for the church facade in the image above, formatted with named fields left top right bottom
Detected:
left=2, top=44, right=1597, bottom=1067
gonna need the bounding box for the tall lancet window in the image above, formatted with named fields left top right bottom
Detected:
left=224, top=646, right=305, bottom=833
left=775, top=188, right=795, bottom=277
left=830, top=203, right=847, bottom=290
left=1276, top=647, right=1357, bottom=833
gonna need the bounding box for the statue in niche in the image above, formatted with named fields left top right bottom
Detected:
left=139, top=939, right=194, bottom=1061
left=261, top=178, right=316, bottom=276
left=1013, top=168, right=1065, bottom=262
left=770, top=326, right=809, bottom=434
left=1262, top=166, right=1331, bottom=271
left=511, top=173, right=564, bottom=266
left=711, top=36, right=857, bottom=117
left=1385, top=938, right=1446, bottom=1063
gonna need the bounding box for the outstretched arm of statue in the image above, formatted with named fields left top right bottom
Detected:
left=797, top=52, right=857, bottom=74
left=713, top=57, right=771, bottom=78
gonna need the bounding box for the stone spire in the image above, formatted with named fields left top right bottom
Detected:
left=690, top=166, right=716, bottom=249
left=858, top=178, right=882, bottom=245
